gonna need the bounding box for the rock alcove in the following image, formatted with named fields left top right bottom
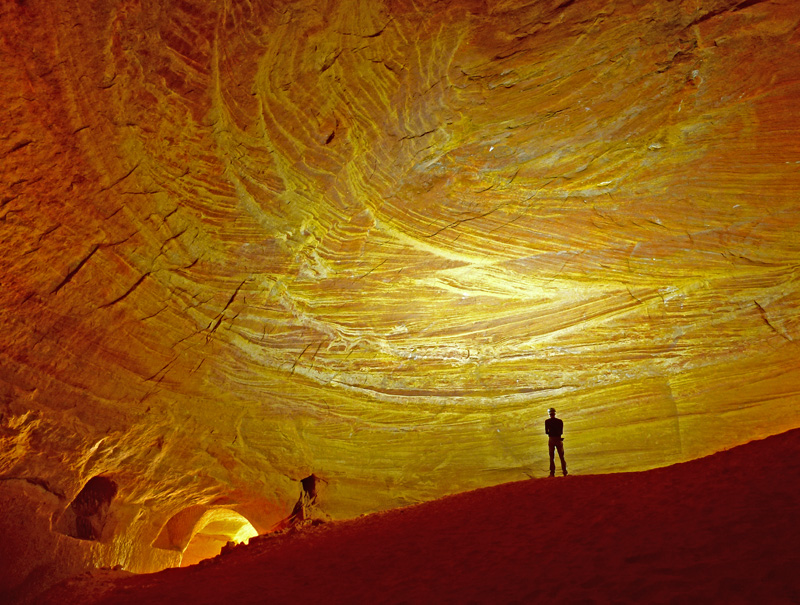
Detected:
left=56, top=476, right=119, bottom=542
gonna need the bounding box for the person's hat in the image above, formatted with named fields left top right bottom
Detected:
left=548, top=408, right=556, bottom=414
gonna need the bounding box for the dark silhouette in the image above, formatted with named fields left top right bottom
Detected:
left=272, top=474, right=328, bottom=531
left=545, top=408, right=567, bottom=476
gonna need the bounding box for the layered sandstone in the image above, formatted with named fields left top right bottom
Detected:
left=1, top=0, right=799, bottom=598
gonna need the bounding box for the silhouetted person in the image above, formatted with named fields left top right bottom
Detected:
left=545, top=407, right=567, bottom=477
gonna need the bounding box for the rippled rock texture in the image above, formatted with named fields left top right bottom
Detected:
left=1, top=0, right=799, bottom=597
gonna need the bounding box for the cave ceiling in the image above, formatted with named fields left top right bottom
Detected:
left=2, top=0, right=800, bottom=521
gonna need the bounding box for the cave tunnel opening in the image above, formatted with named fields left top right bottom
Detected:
left=56, top=475, right=118, bottom=541
left=152, top=506, right=258, bottom=567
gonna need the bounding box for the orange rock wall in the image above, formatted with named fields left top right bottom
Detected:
left=1, top=0, right=799, bottom=597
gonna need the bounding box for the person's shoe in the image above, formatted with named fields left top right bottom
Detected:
left=563, top=470, right=568, bottom=476
left=549, top=472, right=555, bottom=477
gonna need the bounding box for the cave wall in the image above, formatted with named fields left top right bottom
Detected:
left=1, top=0, right=799, bottom=598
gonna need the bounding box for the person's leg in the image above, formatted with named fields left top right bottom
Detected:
left=556, top=441, right=567, bottom=475
left=548, top=440, right=556, bottom=475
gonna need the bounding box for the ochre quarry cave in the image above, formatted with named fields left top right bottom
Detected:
left=1, top=0, right=799, bottom=599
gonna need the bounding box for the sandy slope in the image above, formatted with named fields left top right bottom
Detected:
left=38, top=429, right=800, bottom=604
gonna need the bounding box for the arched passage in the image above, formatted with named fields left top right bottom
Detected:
left=152, top=506, right=258, bottom=567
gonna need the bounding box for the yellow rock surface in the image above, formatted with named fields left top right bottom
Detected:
left=1, top=0, right=799, bottom=595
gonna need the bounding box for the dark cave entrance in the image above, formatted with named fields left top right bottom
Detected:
left=56, top=475, right=118, bottom=541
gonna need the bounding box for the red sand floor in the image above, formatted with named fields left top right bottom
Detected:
left=40, top=429, right=800, bottom=604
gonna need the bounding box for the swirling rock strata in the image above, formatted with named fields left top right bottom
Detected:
left=1, top=0, right=799, bottom=596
